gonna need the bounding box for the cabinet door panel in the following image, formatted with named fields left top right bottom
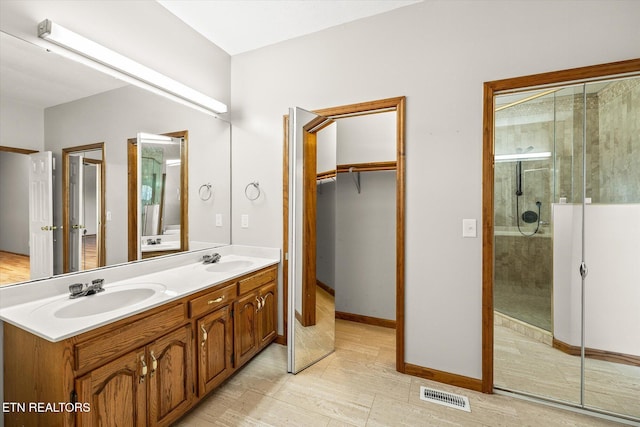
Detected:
left=197, top=305, right=233, bottom=395
left=234, top=292, right=259, bottom=367
left=148, top=325, right=194, bottom=427
left=258, top=282, right=277, bottom=348
left=76, top=349, right=146, bottom=427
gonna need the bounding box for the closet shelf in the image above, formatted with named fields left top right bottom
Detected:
left=316, top=161, right=396, bottom=181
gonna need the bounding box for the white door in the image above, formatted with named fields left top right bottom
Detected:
left=69, top=155, right=84, bottom=272
left=28, top=151, right=54, bottom=279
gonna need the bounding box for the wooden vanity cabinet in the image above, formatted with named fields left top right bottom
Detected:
left=234, top=268, right=278, bottom=367
left=76, top=324, right=193, bottom=427
left=3, top=265, right=278, bottom=427
left=196, top=305, right=234, bottom=396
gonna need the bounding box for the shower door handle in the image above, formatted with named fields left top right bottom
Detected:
left=579, top=262, right=588, bottom=280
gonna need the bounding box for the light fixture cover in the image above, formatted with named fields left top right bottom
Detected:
left=37, top=19, right=228, bottom=114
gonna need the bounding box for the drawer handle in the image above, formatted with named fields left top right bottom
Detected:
left=207, top=296, right=225, bottom=304
left=140, top=355, right=147, bottom=383
left=201, top=324, right=208, bottom=347
left=150, top=351, right=157, bottom=377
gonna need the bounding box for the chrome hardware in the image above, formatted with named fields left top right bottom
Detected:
left=207, top=296, right=224, bottom=305
left=202, top=253, right=221, bottom=264
left=68, top=279, right=105, bottom=299
left=150, top=351, right=157, bottom=377
left=201, top=324, right=208, bottom=347
left=140, top=356, right=147, bottom=383
left=579, top=262, right=588, bottom=280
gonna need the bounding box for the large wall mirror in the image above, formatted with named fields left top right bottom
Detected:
left=0, top=30, right=231, bottom=287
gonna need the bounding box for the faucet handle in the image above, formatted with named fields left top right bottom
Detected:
left=92, top=278, right=105, bottom=290
left=69, top=283, right=84, bottom=295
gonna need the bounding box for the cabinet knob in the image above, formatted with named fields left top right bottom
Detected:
left=201, top=324, right=208, bottom=347
left=150, top=351, right=157, bottom=377
left=140, top=355, right=147, bottom=383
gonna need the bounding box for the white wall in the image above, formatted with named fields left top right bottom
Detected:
left=335, top=171, right=396, bottom=320
left=230, top=1, right=640, bottom=379
left=0, top=152, right=30, bottom=255
left=0, top=96, right=44, bottom=151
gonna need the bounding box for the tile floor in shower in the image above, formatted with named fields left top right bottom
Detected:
left=494, top=279, right=552, bottom=331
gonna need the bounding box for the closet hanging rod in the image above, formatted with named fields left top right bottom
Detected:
left=336, top=161, right=396, bottom=173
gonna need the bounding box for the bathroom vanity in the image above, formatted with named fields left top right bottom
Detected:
left=1, top=247, right=279, bottom=427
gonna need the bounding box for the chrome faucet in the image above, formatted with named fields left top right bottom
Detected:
left=202, top=253, right=221, bottom=264
left=69, top=278, right=105, bottom=299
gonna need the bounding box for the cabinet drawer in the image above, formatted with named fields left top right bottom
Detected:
left=74, top=304, right=185, bottom=372
left=189, top=283, right=236, bottom=318
left=238, top=267, right=277, bottom=295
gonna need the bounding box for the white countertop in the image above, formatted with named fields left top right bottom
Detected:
left=0, top=246, right=280, bottom=342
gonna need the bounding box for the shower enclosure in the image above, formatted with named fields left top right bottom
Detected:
left=492, top=74, right=639, bottom=422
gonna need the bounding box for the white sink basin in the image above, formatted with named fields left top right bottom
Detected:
left=206, top=260, right=254, bottom=273
left=33, top=283, right=167, bottom=319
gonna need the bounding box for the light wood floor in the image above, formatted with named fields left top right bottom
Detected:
left=0, top=251, right=30, bottom=286
left=176, top=320, right=623, bottom=426
left=0, top=236, right=98, bottom=286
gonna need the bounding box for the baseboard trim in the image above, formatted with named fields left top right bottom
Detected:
left=552, top=338, right=640, bottom=367
left=316, top=280, right=335, bottom=296
left=335, top=311, right=396, bottom=329
left=404, top=363, right=484, bottom=393
left=275, top=334, right=286, bottom=345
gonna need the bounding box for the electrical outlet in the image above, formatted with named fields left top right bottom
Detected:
left=241, top=214, right=249, bottom=228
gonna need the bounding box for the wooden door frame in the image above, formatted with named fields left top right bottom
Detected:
left=482, top=58, right=640, bottom=393
left=127, top=131, right=189, bottom=261
left=62, top=143, right=106, bottom=273
left=282, top=96, right=406, bottom=371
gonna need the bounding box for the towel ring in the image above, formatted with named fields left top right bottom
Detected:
left=245, top=181, right=260, bottom=201
left=199, top=183, right=213, bottom=201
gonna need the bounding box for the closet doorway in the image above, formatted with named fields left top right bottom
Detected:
left=283, top=97, right=405, bottom=372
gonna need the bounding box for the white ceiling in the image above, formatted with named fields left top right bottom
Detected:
left=157, top=0, right=423, bottom=56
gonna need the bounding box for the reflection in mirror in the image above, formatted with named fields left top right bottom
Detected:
left=0, top=30, right=231, bottom=288
left=288, top=107, right=336, bottom=373
left=128, top=132, right=188, bottom=260
left=62, top=143, right=106, bottom=273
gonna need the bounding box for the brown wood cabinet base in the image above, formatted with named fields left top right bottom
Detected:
left=3, top=265, right=278, bottom=427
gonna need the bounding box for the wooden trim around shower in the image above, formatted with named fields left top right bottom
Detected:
left=482, top=58, right=640, bottom=394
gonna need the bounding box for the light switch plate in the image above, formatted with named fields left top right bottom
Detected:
left=241, top=214, right=249, bottom=228
left=215, top=213, right=223, bottom=227
left=462, top=219, right=477, bottom=238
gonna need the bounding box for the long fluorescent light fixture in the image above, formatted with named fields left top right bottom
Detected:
left=37, top=19, right=227, bottom=114
left=495, top=152, right=552, bottom=162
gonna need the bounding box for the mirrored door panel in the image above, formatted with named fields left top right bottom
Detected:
left=288, top=107, right=336, bottom=373
left=582, top=76, right=640, bottom=420
left=493, top=74, right=640, bottom=423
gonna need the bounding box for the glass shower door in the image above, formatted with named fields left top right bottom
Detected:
left=581, top=77, right=640, bottom=420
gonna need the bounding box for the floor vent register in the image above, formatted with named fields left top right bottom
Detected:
left=419, top=386, right=471, bottom=412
